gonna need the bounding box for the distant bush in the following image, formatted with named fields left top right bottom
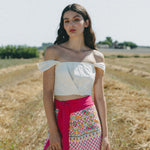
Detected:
left=117, top=55, right=129, bottom=58
left=105, top=55, right=150, bottom=58
left=98, top=41, right=112, bottom=47
left=142, top=55, right=150, bottom=58
left=118, top=42, right=137, bottom=49
left=0, top=45, right=39, bottom=59
left=133, top=55, right=140, bottom=58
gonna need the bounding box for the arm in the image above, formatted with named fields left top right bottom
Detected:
left=93, top=51, right=108, bottom=137
left=43, top=46, right=59, bottom=133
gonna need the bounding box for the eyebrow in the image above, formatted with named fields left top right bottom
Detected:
left=63, top=15, right=81, bottom=20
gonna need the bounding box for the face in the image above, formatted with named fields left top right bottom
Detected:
left=63, top=10, right=89, bottom=38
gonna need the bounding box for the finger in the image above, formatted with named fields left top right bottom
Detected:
left=47, top=146, right=50, bottom=150
left=49, top=146, right=51, bottom=150
left=51, top=145, right=55, bottom=150
left=103, top=144, right=106, bottom=150
left=108, top=143, right=110, bottom=150
left=54, top=144, right=58, bottom=150
left=49, top=145, right=52, bottom=150
left=106, top=144, right=108, bottom=150
left=53, top=145, right=56, bottom=150
left=57, top=143, right=62, bottom=150
left=106, top=144, right=109, bottom=150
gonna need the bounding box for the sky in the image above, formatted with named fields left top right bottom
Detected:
left=0, top=0, right=150, bottom=47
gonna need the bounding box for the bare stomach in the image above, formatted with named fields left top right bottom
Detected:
left=54, top=94, right=89, bottom=101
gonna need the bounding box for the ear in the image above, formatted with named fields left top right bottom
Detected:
left=84, top=19, right=89, bottom=28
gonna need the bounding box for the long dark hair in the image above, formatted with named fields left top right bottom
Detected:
left=54, top=3, right=97, bottom=50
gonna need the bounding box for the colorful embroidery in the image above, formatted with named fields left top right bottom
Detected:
left=43, top=105, right=102, bottom=149
left=69, top=105, right=102, bottom=149
left=55, top=108, right=59, bottom=118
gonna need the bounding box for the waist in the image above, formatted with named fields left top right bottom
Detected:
left=54, top=94, right=89, bottom=101
left=54, top=95, right=94, bottom=150
left=54, top=95, right=94, bottom=113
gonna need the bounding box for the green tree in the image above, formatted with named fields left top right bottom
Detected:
left=106, top=37, right=113, bottom=44
left=118, top=41, right=137, bottom=49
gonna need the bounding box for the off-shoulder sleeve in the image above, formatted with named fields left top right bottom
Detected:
left=37, top=60, right=60, bottom=72
left=94, top=62, right=105, bottom=75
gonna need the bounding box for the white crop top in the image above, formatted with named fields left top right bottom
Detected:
left=37, top=60, right=105, bottom=96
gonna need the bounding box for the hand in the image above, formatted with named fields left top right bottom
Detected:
left=101, top=136, right=110, bottom=150
left=49, top=131, right=62, bottom=150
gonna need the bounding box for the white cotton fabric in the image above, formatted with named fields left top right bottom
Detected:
left=37, top=60, right=105, bottom=96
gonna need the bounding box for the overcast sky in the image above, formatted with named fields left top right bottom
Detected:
left=0, top=0, right=150, bottom=47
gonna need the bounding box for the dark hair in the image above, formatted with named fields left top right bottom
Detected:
left=54, top=3, right=97, bottom=50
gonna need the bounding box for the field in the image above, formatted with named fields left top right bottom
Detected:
left=0, top=49, right=150, bottom=150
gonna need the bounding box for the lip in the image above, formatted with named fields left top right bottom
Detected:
left=69, top=29, right=76, bottom=32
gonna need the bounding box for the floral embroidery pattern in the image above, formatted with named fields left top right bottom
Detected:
left=69, top=105, right=101, bottom=136
left=69, top=105, right=102, bottom=149
left=44, top=105, right=102, bottom=149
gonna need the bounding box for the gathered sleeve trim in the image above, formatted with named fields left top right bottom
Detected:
left=37, top=60, right=60, bottom=72
left=94, top=62, right=105, bottom=75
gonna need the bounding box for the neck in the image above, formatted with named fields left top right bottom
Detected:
left=65, top=34, right=87, bottom=52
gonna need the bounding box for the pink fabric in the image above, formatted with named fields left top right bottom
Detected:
left=43, top=95, right=102, bottom=150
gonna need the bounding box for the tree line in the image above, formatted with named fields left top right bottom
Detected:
left=0, top=37, right=138, bottom=59
left=0, top=45, right=39, bottom=59
left=97, top=37, right=138, bottom=49
left=38, top=38, right=138, bottom=51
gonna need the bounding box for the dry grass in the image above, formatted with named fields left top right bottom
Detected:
left=104, top=53, right=150, bottom=149
left=105, top=56, right=150, bottom=95
left=0, top=55, right=150, bottom=149
left=105, top=75, right=150, bottom=149
left=0, top=58, right=38, bottom=69
left=0, top=61, right=48, bottom=150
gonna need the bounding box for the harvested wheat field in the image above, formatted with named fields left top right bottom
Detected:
left=0, top=51, right=150, bottom=150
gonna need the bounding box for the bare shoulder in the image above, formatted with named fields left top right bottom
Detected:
left=93, top=49, right=105, bottom=62
left=44, top=45, right=59, bottom=61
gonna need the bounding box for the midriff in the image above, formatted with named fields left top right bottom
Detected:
left=54, top=94, right=89, bottom=101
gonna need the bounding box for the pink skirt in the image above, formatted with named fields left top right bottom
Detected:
left=43, top=95, right=103, bottom=150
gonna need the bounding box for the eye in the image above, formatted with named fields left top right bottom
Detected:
left=64, top=20, right=69, bottom=23
left=74, top=18, right=80, bottom=22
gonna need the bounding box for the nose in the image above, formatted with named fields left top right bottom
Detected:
left=68, top=20, right=75, bottom=26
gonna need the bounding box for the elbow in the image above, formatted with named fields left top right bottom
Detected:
left=43, top=90, right=54, bottom=101
left=94, top=96, right=105, bottom=104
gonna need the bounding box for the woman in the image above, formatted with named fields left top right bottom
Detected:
left=37, top=3, right=110, bottom=150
